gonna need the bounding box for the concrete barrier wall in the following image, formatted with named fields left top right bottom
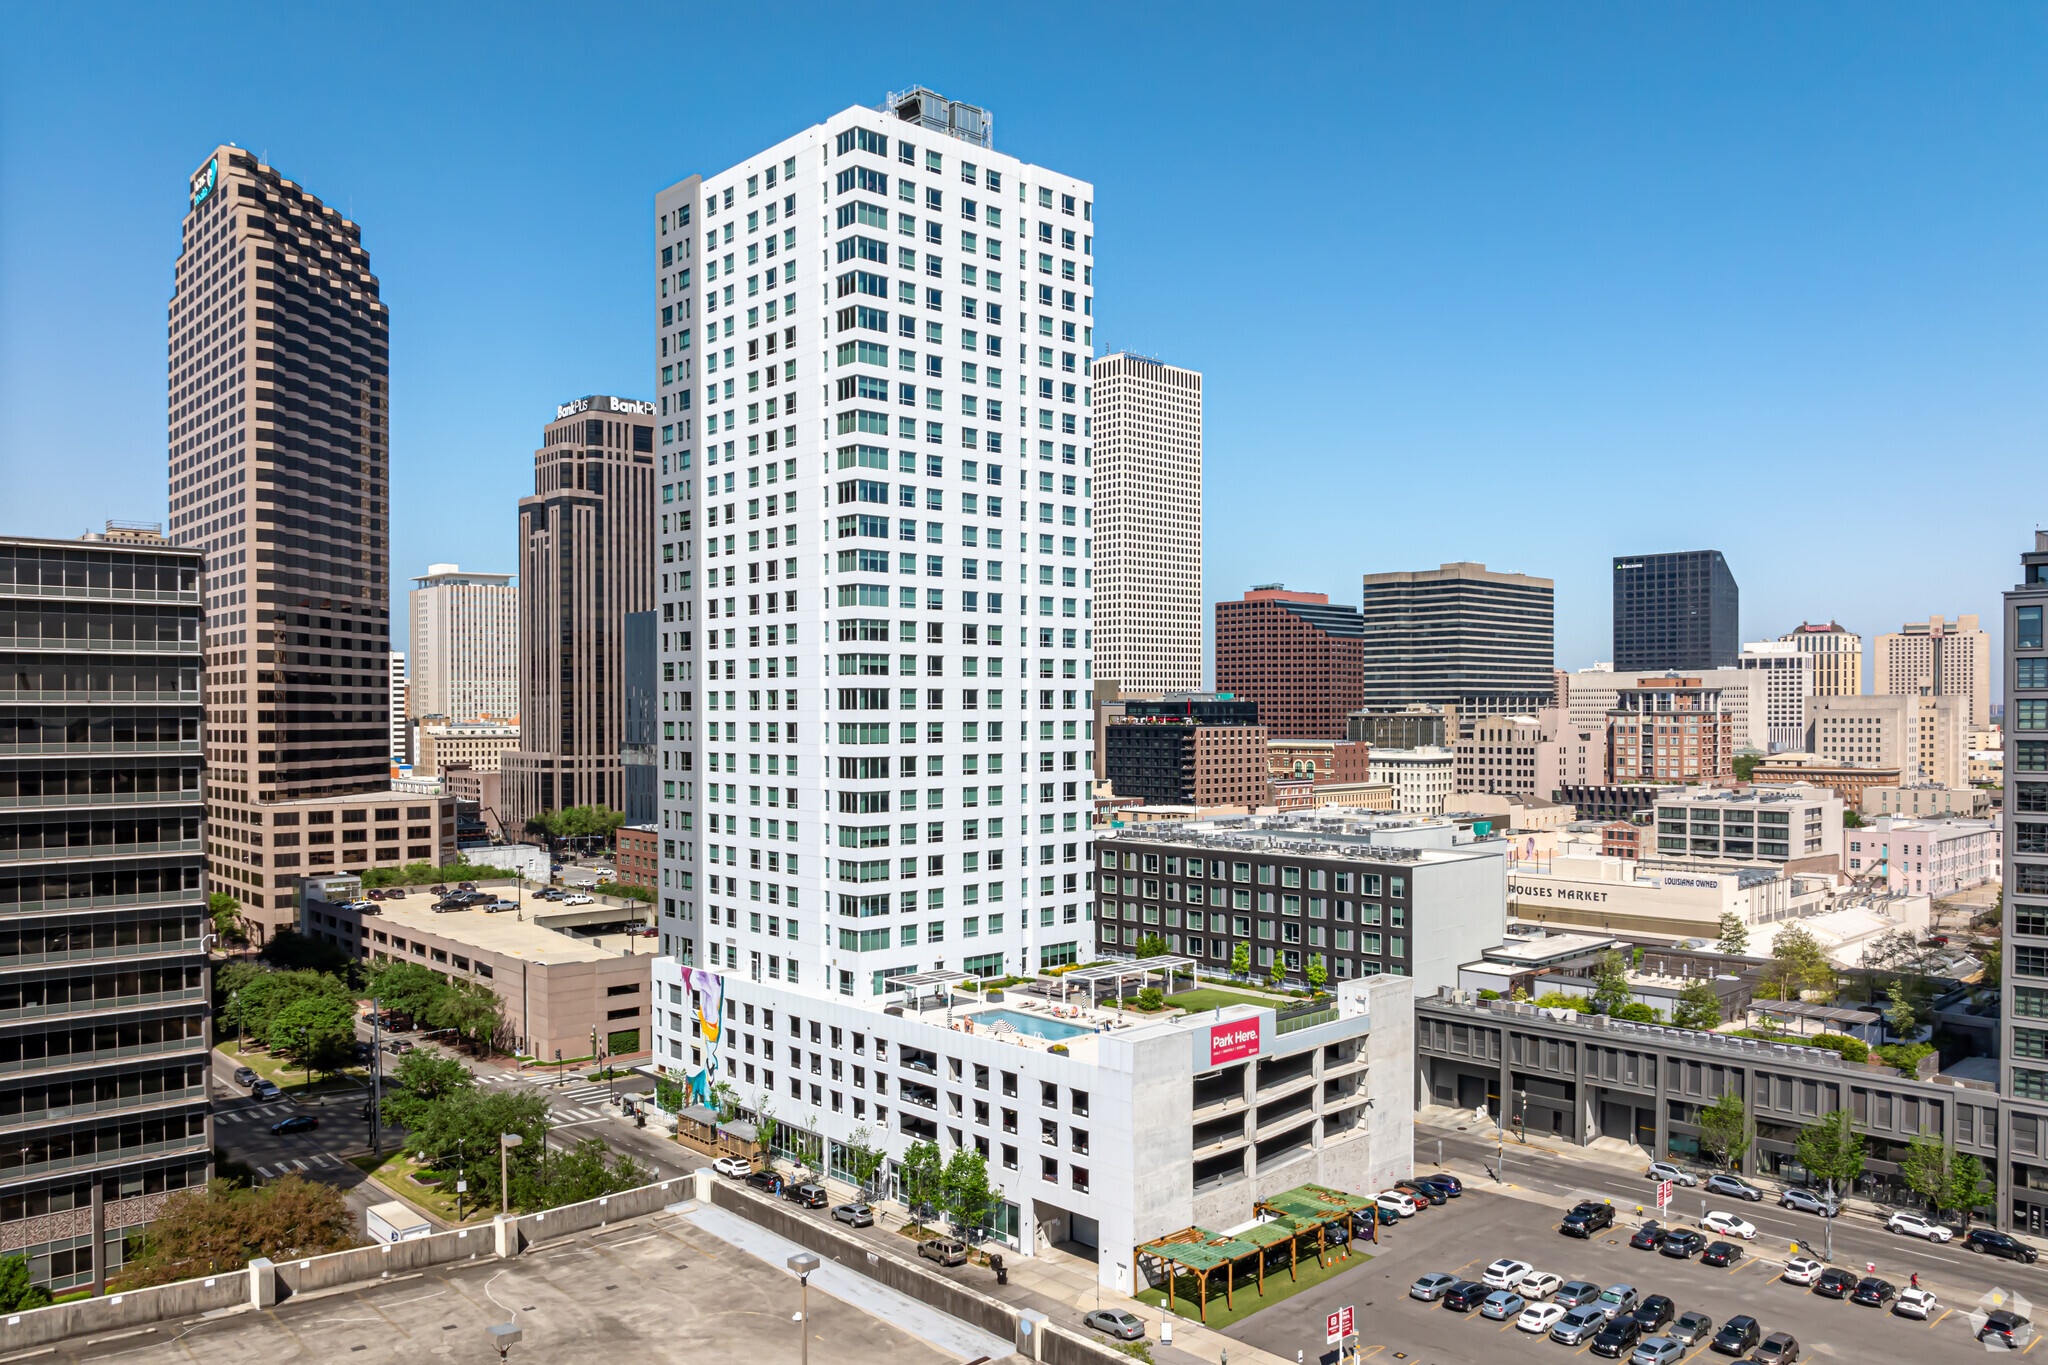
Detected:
left=273, top=1223, right=497, bottom=1297
left=2, top=1266, right=248, bottom=1351
left=508, top=1178, right=686, bottom=1250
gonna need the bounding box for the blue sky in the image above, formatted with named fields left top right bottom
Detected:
left=3, top=4, right=2043, bottom=688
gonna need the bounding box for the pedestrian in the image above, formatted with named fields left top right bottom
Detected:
left=1911, top=1272, right=1920, bottom=1290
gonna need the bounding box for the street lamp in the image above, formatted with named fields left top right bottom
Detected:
left=787, top=1252, right=820, bottom=1365
left=487, top=1322, right=521, bottom=1362
left=498, top=1132, right=524, bottom=1215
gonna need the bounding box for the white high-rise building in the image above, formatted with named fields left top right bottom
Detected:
left=1092, top=352, right=1202, bottom=693
left=389, top=651, right=408, bottom=764
left=652, top=88, right=1099, bottom=995
left=408, top=563, right=519, bottom=723
left=1737, top=640, right=1814, bottom=752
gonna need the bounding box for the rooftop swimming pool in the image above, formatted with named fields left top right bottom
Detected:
left=970, top=1008, right=1094, bottom=1041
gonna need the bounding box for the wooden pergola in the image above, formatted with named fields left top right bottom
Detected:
left=1132, top=1184, right=1376, bottom=1323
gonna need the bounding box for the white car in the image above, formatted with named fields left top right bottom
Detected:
left=711, top=1155, right=752, bottom=1178
left=1518, top=1302, right=1567, bottom=1335
left=1519, top=1271, right=1564, bottom=1301
left=1377, top=1191, right=1417, bottom=1217
left=1886, top=1212, right=1954, bottom=1242
left=1781, top=1255, right=1825, bottom=1285
left=1703, top=1210, right=1757, bottom=1240
left=563, top=894, right=595, bottom=906
left=1483, top=1258, right=1535, bottom=1290
left=1646, top=1161, right=1699, bottom=1187
left=1894, top=1287, right=1939, bottom=1319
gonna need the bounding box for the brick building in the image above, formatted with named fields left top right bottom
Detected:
left=1214, top=586, right=1363, bottom=740
left=615, top=823, right=658, bottom=891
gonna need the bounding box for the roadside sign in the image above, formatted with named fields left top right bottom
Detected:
left=1327, top=1305, right=1355, bottom=1345
left=1656, top=1180, right=1673, bottom=1210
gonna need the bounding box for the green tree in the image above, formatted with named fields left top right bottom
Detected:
left=1230, top=942, right=1252, bottom=979
left=752, top=1098, right=781, bottom=1162
left=266, top=992, right=360, bottom=1082
left=515, top=1136, right=652, bottom=1210
left=1900, top=1133, right=1949, bottom=1211
left=1590, top=950, right=1632, bottom=1014
left=1795, top=1109, right=1866, bottom=1200
left=381, top=1051, right=475, bottom=1130
left=1133, top=934, right=1167, bottom=958
left=841, top=1125, right=888, bottom=1196
left=1844, top=809, right=1866, bottom=829
left=433, top=978, right=506, bottom=1055
left=941, top=1147, right=997, bottom=1240
left=1266, top=956, right=1286, bottom=991
left=1696, top=1090, right=1751, bottom=1169
left=259, top=927, right=356, bottom=977
left=1616, top=1002, right=1660, bottom=1023
left=1673, top=979, right=1722, bottom=1030
left=112, top=1176, right=355, bottom=1289
left=1715, top=911, right=1750, bottom=957
left=0, top=1253, right=49, bottom=1311
left=1942, top=1153, right=1993, bottom=1226
left=1135, top=986, right=1165, bottom=1011
left=208, top=892, right=250, bottom=947
left=1732, top=753, right=1762, bottom=782
left=366, top=961, right=451, bottom=1027
left=1306, top=954, right=1328, bottom=994
left=402, top=1088, right=550, bottom=1212
left=899, top=1140, right=944, bottom=1227
left=1770, top=923, right=1833, bottom=1000
left=1979, top=941, right=2003, bottom=996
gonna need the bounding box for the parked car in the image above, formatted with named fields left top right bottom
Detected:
left=745, top=1170, right=785, bottom=1196
left=1629, top=1222, right=1669, bottom=1251
left=564, top=894, right=595, bottom=906
left=1700, top=1240, right=1743, bottom=1267
left=1520, top=1271, right=1563, bottom=1300
left=1670, top=1311, right=1714, bottom=1347
left=1969, top=1229, right=2041, bottom=1263
left=1409, top=1273, right=1458, bottom=1303
left=1082, top=1309, right=1144, bottom=1342
left=712, top=1155, right=752, bottom=1178
left=1710, top=1316, right=1760, bottom=1356
left=1886, top=1212, right=1954, bottom=1242
left=1646, top=1161, right=1698, bottom=1187
left=1631, top=1295, right=1674, bottom=1334
left=1481, top=1290, right=1527, bottom=1321
left=1395, top=1179, right=1447, bottom=1206
left=1519, top=1303, right=1568, bottom=1334
left=1630, top=1336, right=1686, bottom=1365
left=1556, top=1280, right=1603, bottom=1309
left=785, top=1182, right=829, bottom=1208
left=427, top=884, right=447, bottom=895
left=252, top=1079, right=281, bottom=1100
left=1979, top=1309, right=2032, bottom=1348
left=1658, top=1230, right=1705, bottom=1259
left=1443, top=1282, right=1491, bottom=1313
left=1413, top=1175, right=1462, bottom=1199
left=1849, top=1277, right=1895, bottom=1308
left=1376, top=1191, right=1417, bottom=1218
left=1596, top=1285, right=1640, bottom=1321
left=1562, top=1202, right=1616, bottom=1238
left=831, top=1202, right=874, bottom=1227
left=1752, top=1331, right=1801, bottom=1365
left=1704, top=1173, right=1763, bottom=1201
left=1550, top=1305, right=1610, bottom=1346
left=1894, top=1288, right=1938, bottom=1320
left=384, top=888, right=407, bottom=899
left=1483, top=1258, right=1534, bottom=1289
left=1778, top=1188, right=1833, bottom=1216
left=1812, top=1267, right=1858, bottom=1298
left=1781, top=1256, right=1825, bottom=1285
left=232, top=1066, right=259, bottom=1088
left=1590, top=1316, right=1645, bottom=1358
left=270, top=1115, right=318, bottom=1135
left=918, top=1238, right=968, bottom=1268
left=1703, top=1211, right=1757, bottom=1240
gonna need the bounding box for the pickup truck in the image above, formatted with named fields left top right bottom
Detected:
left=1560, top=1202, right=1616, bottom=1238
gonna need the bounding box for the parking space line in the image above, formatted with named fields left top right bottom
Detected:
left=257, top=1166, right=273, bottom=1178
left=1929, top=1308, right=1953, bottom=1329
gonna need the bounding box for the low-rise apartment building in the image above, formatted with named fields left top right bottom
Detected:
left=1846, top=815, right=2002, bottom=897
left=1861, top=785, right=1994, bottom=818
left=615, top=824, right=658, bottom=891
left=1369, top=746, right=1455, bottom=815
left=1651, top=785, right=1844, bottom=872
left=1606, top=676, right=1737, bottom=784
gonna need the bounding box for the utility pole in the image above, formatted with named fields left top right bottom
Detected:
left=370, top=999, right=384, bottom=1156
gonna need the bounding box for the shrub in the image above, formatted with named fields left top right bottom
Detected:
left=1478, top=989, right=1502, bottom=1001
left=1877, top=1042, right=1936, bottom=1072
left=1615, top=1002, right=1660, bottom=1023
left=1808, top=1032, right=1870, bottom=1062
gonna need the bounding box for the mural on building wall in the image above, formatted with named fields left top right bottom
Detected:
left=680, top=966, right=726, bottom=1106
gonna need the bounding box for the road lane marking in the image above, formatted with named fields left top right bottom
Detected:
left=257, top=1166, right=273, bottom=1178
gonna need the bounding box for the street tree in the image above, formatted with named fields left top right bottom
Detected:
left=366, top=961, right=450, bottom=1027
left=433, top=978, right=506, bottom=1054
left=1901, top=1133, right=1949, bottom=1212
left=1672, top=979, right=1722, bottom=1030
left=752, top=1097, right=781, bottom=1163
left=515, top=1136, right=652, bottom=1210
left=941, top=1147, right=997, bottom=1241
left=266, top=992, right=360, bottom=1082
left=841, top=1125, right=888, bottom=1196
left=900, top=1140, right=944, bottom=1228
left=1942, top=1153, right=1994, bottom=1227
left=1794, top=1108, right=1866, bottom=1201
left=381, top=1051, right=475, bottom=1130
left=112, top=1176, right=354, bottom=1289
left=403, top=1089, right=550, bottom=1211
left=1696, top=1090, right=1750, bottom=1169
left=0, top=1253, right=49, bottom=1311
left=1715, top=911, right=1750, bottom=956
left=208, top=892, right=249, bottom=947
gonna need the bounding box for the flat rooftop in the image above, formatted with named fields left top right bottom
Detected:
left=1102, top=814, right=1489, bottom=864
left=1481, top=933, right=1624, bottom=966
left=359, top=896, right=633, bottom=965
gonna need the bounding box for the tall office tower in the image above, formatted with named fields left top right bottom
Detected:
left=622, top=610, right=658, bottom=826
left=388, top=651, right=408, bottom=764
left=2005, top=534, right=2048, bottom=1232
left=407, top=564, right=519, bottom=722
left=1359, top=561, right=1554, bottom=730
left=164, top=148, right=437, bottom=943
left=1214, top=586, right=1363, bottom=739
left=1779, top=620, right=1862, bottom=697
left=1737, top=640, right=1814, bottom=752
left=500, top=396, right=657, bottom=834
left=650, top=85, right=1098, bottom=995
left=1876, top=613, right=1990, bottom=728
left=0, top=535, right=212, bottom=1297
left=1091, top=352, right=1201, bottom=693
left=1611, top=550, right=1739, bottom=671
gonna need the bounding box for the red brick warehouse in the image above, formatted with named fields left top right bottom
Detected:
left=1214, top=586, right=1365, bottom=740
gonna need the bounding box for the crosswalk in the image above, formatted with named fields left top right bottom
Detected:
left=255, top=1152, right=342, bottom=1179
left=547, top=1082, right=620, bottom=1124
left=213, top=1103, right=293, bottom=1125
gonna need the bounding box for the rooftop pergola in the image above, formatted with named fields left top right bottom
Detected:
left=889, top=970, right=971, bottom=1007
left=1132, top=1184, right=1379, bottom=1322
left=1748, top=999, right=1880, bottom=1035
left=1055, top=956, right=1198, bottom=1005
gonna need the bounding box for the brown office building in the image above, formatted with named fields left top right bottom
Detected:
left=164, top=147, right=443, bottom=941
left=1214, top=586, right=1364, bottom=739
left=501, top=398, right=657, bottom=834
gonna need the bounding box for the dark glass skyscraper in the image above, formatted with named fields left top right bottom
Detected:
left=1611, top=550, right=1739, bottom=671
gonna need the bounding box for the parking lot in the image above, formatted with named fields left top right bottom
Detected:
left=1219, top=1183, right=2044, bottom=1365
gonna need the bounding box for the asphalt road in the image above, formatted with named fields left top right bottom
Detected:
left=1221, top=1179, right=2041, bottom=1365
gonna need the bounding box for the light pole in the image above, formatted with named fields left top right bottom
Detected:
left=231, top=990, right=242, bottom=1057
left=453, top=1137, right=468, bottom=1221
left=499, top=1132, right=523, bottom=1214
left=787, top=1252, right=820, bottom=1365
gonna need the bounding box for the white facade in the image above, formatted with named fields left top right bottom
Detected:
left=389, top=651, right=408, bottom=764
left=407, top=563, right=519, bottom=722
left=1650, top=783, right=1844, bottom=867
left=650, top=90, right=1100, bottom=998
left=1370, top=746, right=1454, bottom=815
left=1737, top=640, right=1814, bottom=752
left=1092, top=353, right=1203, bottom=695
left=1568, top=666, right=1771, bottom=754
left=648, top=959, right=1413, bottom=1284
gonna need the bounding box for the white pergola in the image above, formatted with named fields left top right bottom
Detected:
left=1055, top=956, right=1199, bottom=1007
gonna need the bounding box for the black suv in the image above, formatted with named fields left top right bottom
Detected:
left=1590, top=1316, right=1644, bottom=1358
left=1711, top=1316, right=1760, bottom=1356
left=784, top=1182, right=828, bottom=1209
left=1443, top=1282, right=1491, bottom=1313
left=1562, top=1202, right=1616, bottom=1238
left=1632, top=1295, right=1675, bottom=1333
left=1968, top=1229, right=2041, bottom=1264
